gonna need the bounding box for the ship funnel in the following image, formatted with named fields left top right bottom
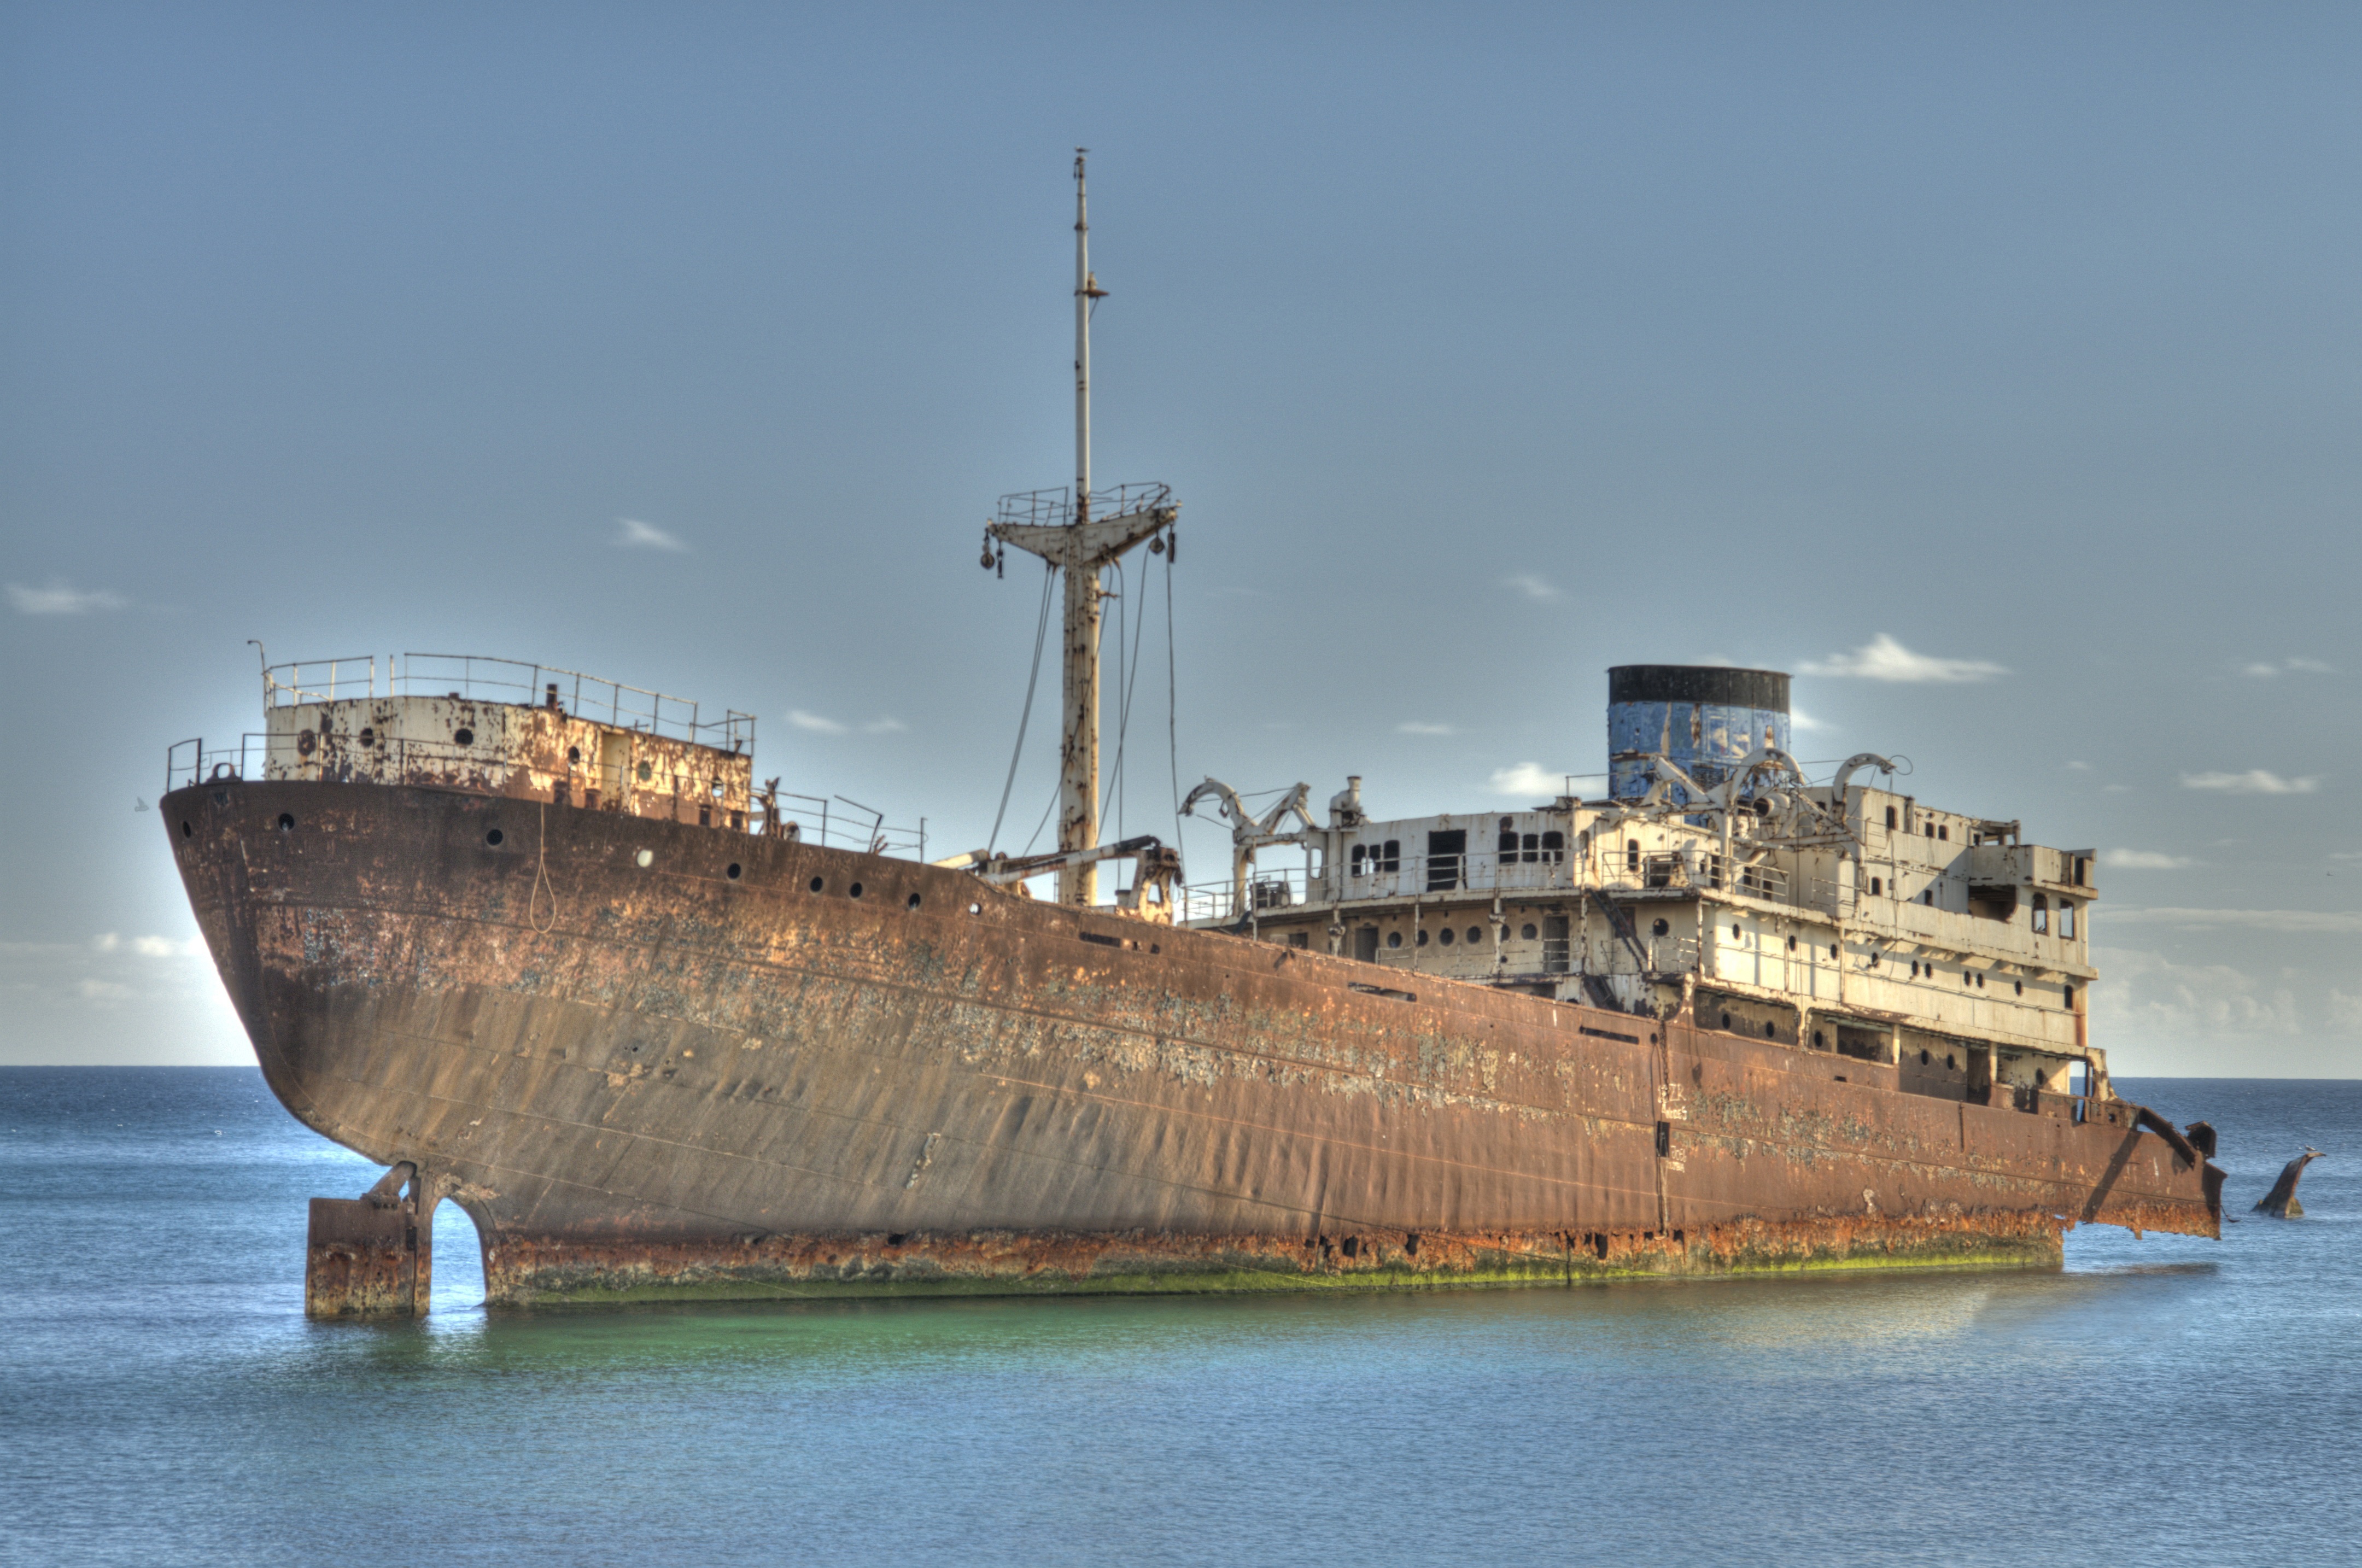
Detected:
left=1607, top=665, right=1790, bottom=804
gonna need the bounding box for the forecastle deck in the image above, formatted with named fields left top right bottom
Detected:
left=164, top=776, right=2221, bottom=1309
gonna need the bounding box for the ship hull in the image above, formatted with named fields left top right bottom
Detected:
left=163, top=780, right=2219, bottom=1305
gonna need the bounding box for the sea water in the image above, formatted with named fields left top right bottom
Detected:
left=2, top=1069, right=2354, bottom=1566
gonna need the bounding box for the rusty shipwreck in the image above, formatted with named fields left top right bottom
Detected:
left=159, top=159, right=2221, bottom=1315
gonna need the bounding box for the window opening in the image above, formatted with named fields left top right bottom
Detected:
left=1426, top=829, right=1467, bottom=892
left=1885, top=806, right=1898, bottom=830
left=1541, top=830, right=1564, bottom=863
left=2032, top=893, right=2049, bottom=934
left=2060, top=901, right=2076, bottom=940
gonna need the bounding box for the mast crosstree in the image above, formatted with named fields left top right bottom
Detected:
left=984, top=153, right=1178, bottom=905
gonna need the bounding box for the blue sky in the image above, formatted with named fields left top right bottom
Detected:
left=5, top=2, right=2360, bottom=1072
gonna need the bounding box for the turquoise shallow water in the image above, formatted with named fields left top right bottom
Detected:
left=2, top=1069, right=2355, bottom=1566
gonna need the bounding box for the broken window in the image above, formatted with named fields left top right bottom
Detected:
left=1426, top=829, right=1467, bottom=891
left=1541, top=830, right=1564, bottom=863
left=1938, top=824, right=1949, bottom=842
left=1885, top=806, right=1898, bottom=831
left=1626, top=839, right=1640, bottom=874
left=2032, top=893, right=2048, bottom=934
left=1351, top=845, right=1367, bottom=877
left=1541, top=915, right=1571, bottom=973
left=2059, top=900, right=2075, bottom=940
left=1498, top=820, right=1519, bottom=863
left=1381, top=839, right=1401, bottom=872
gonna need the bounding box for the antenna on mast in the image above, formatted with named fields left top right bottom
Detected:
left=980, top=154, right=1179, bottom=906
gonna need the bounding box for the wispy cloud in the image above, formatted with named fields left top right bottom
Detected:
left=615, top=517, right=689, bottom=552
left=2182, top=770, right=2322, bottom=795
left=861, top=717, right=907, bottom=735
left=787, top=710, right=846, bottom=734
left=1501, top=573, right=1562, bottom=602
left=9, top=580, right=127, bottom=615
left=2102, top=849, right=2196, bottom=870
left=92, top=933, right=205, bottom=958
left=2104, top=908, right=2362, bottom=934
left=1799, top=634, right=2005, bottom=683
left=1397, top=722, right=1454, bottom=736
left=1789, top=705, right=1828, bottom=734
left=1489, top=762, right=1567, bottom=797
left=2066, top=760, right=2091, bottom=771
left=2242, top=657, right=2334, bottom=677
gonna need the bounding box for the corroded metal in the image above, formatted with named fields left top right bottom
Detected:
left=164, top=776, right=2220, bottom=1309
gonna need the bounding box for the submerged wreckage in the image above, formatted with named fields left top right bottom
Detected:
left=162, top=160, right=2221, bottom=1314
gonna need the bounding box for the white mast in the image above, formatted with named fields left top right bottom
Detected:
left=984, top=153, right=1177, bottom=906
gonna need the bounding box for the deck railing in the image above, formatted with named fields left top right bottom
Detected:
left=261, top=653, right=754, bottom=752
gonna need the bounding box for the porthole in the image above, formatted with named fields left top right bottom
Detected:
left=1651, top=918, right=1669, bottom=937
left=485, top=828, right=504, bottom=846
left=566, top=745, right=581, bottom=764
left=1946, top=1054, right=1956, bottom=1069
left=1521, top=923, right=1537, bottom=940
left=635, top=761, right=652, bottom=782
left=968, top=902, right=983, bottom=916
left=1733, top=924, right=1743, bottom=940
left=1812, top=1030, right=1825, bottom=1049
left=1721, top=1011, right=1732, bottom=1029
left=1764, top=1021, right=1776, bottom=1039
left=810, top=876, right=825, bottom=893
left=1920, top=1049, right=1931, bottom=1066
left=1466, top=926, right=1483, bottom=945
left=1437, top=928, right=1454, bottom=946
left=295, top=729, right=315, bottom=757
left=635, top=849, right=654, bottom=868
left=180, top=821, right=193, bottom=839
left=358, top=728, right=375, bottom=748
left=1416, top=929, right=1430, bottom=946
left=1150, top=943, right=1161, bottom=953
left=1386, top=932, right=1402, bottom=949
left=849, top=882, right=864, bottom=899
left=278, top=813, right=295, bottom=832
left=2014, top=981, right=2024, bottom=996
left=455, top=728, right=475, bottom=746
left=726, top=863, right=742, bottom=880
left=907, top=893, right=922, bottom=910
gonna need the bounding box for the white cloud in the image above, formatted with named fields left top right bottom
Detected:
left=787, top=710, right=846, bottom=734
left=2066, top=760, right=2092, bottom=771
left=130, top=935, right=204, bottom=958
left=1501, top=573, right=1562, bottom=602
left=1397, top=722, right=1454, bottom=736
left=2101, top=849, right=2195, bottom=870
left=2181, top=770, right=2321, bottom=795
left=2091, top=946, right=2301, bottom=1042
left=615, top=517, right=688, bottom=552
left=9, top=581, right=127, bottom=615
left=2243, top=657, right=2332, bottom=677
left=1798, top=634, right=2006, bottom=683
left=2102, top=908, right=2362, bottom=934
left=1789, top=705, right=1828, bottom=734
left=861, top=717, right=907, bottom=735
left=2241, top=662, right=2281, bottom=678
left=1489, top=762, right=1568, bottom=797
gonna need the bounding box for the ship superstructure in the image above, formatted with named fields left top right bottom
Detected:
left=1176, top=665, right=2106, bottom=1117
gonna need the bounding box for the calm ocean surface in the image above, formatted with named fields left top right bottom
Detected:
left=3, top=1069, right=2355, bottom=1566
